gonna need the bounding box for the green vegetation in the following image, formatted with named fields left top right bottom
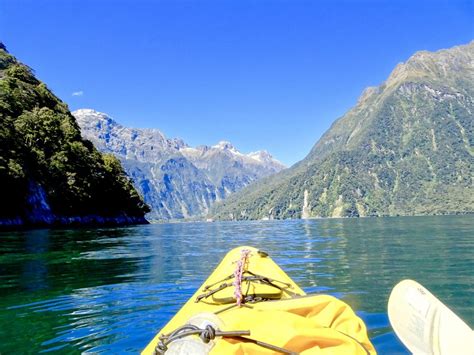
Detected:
left=0, top=43, right=149, bottom=223
left=213, top=42, right=474, bottom=220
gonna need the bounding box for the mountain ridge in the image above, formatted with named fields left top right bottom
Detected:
left=74, top=109, right=285, bottom=220
left=212, top=41, right=474, bottom=220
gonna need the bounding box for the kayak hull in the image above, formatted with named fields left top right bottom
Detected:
left=142, top=246, right=375, bottom=354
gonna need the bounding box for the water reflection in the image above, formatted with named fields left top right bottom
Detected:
left=0, top=216, right=472, bottom=354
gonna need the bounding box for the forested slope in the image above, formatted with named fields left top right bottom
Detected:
left=0, top=43, right=149, bottom=226
left=213, top=41, right=474, bottom=220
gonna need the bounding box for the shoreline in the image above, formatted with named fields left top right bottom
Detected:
left=0, top=214, right=149, bottom=230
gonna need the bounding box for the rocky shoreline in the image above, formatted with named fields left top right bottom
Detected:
left=0, top=214, right=148, bottom=229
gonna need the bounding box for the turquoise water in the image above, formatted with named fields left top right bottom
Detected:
left=1, top=215, right=473, bottom=354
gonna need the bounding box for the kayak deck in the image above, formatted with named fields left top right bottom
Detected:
left=142, top=246, right=375, bottom=354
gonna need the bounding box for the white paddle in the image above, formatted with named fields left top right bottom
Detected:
left=388, top=279, right=473, bottom=355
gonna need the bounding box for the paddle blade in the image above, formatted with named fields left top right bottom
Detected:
left=388, top=279, right=473, bottom=355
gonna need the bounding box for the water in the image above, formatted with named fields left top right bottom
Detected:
left=0, top=215, right=473, bottom=354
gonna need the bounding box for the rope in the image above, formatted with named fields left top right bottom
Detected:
left=154, top=324, right=298, bottom=355
left=155, top=324, right=250, bottom=354
left=233, top=248, right=251, bottom=306
left=195, top=273, right=296, bottom=303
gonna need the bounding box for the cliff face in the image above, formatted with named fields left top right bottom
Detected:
left=213, top=41, right=474, bottom=220
left=74, top=109, right=285, bottom=220
left=0, top=44, right=149, bottom=227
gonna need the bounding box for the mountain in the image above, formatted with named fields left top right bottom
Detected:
left=213, top=41, right=474, bottom=220
left=0, top=43, right=149, bottom=227
left=74, top=109, right=285, bottom=220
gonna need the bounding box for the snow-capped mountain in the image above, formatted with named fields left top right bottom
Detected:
left=73, top=109, right=285, bottom=220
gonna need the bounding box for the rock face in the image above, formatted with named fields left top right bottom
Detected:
left=0, top=43, right=149, bottom=227
left=74, top=109, right=285, bottom=220
left=213, top=41, right=474, bottom=220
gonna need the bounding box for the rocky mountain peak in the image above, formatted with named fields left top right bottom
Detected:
left=213, top=140, right=237, bottom=151
left=385, top=41, right=474, bottom=88
left=73, top=109, right=170, bottom=162
left=74, top=108, right=113, bottom=124
left=247, top=150, right=283, bottom=166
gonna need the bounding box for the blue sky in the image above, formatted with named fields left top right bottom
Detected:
left=1, top=0, right=473, bottom=166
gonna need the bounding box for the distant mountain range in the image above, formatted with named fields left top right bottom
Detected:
left=74, top=109, right=285, bottom=220
left=213, top=41, right=474, bottom=220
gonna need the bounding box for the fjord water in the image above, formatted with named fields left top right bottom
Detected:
left=1, top=216, right=473, bottom=354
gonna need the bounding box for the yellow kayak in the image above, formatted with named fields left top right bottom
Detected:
left=142, top=246, right=376, bottom=354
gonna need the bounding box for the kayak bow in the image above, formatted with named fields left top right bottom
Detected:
left=142, top=246, right=375, bottom=354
